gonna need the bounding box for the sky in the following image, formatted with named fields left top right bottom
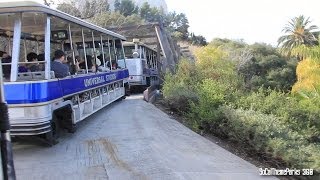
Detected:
left=3, top=0, right=320, bottom=46
left=165, top=0, right=320, bottom=46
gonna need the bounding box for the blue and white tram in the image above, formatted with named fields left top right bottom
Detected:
left=0, top=1, right=129, bottom=145
left=119, top=40, right=159, bottom=91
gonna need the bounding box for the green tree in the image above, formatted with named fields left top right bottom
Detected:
left=114, top=0, right=121, bottom=11
left=139, top=2, right=151, bottom=19
left=188, top=33, right=207, bottom=46
left=57, top=2, right=81, bottom=18
left=165, top=12, right=189, bottom=40
left=96, top=0, right=110, bottom=13
left=210, top=38, right=246, bottom=50
left=278, top=15, right=318, bottom=56
left=114, top=0, right=138, bottom=17
left=43, top=0, right=54, bottom=6
left=90, top=11, right=144, bottom=28
left=139, top=2, right=163, bottom=22
left=57, top=0, right=109, bottom=19
left=237, top=43, right=297, bottom=91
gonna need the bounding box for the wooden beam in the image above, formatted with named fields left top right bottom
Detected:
left=144, top=41, right=160, bottom=46
left=108, top=23, right=159, bottom=32
left=125, top=34, right=157, bottom=39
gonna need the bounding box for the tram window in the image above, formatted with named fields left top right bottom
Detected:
left=51, top=30, right=68, bottom=40
left=124, top=46, right=135, bottom=58
left=116, top=47, right=124, bottom=60
left=109, top=48, right=116, bottom=62
left=117, top=59, right=126, bottom=69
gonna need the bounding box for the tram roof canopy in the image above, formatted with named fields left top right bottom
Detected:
left=0, top=0, right=126, bottom=40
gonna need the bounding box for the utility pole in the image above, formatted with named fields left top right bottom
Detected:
left=0, top=61, right=16, bottom=180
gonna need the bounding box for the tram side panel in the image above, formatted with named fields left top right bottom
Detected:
left=4, top=69, right=129, bottom=138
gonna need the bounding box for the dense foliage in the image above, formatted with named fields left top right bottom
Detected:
left=163, top=42, right=320, bottom=174
left=209, top=39, right=297, bottom=91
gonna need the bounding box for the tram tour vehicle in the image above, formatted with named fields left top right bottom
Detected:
left=119, top=39, right=160, bottom=92
left=0, top=1, right=129, bottom=145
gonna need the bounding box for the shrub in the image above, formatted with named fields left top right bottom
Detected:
left=189, top=79, right=226, bottom=126
left=220, top=106, right=320, bottom=172
left=162, top=59, right=198, bottom=113
left=162, top=39, right=320, bottom=174
left=234, top=88, right=320, bottom=139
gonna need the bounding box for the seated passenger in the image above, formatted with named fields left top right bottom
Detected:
left=64, top=56, right=79, bottom=75
left=51, top=50, right=69, bottom=78
left=26, top=52, right=40, bottom=72
left=112, top=62, right=119, bottom=70
left=1, top=51, right=9, bottom=59
left=18, top=65, right=28, bottom=73
left=37, top=53, right=45, bottom=71
left=106, top=61, right=111, bottom=70
left=0, top=51, right=5, bottom=60
left=96, top=55, right=109, bottom=72
left=1, top=55, right=11, bottom=79
left=79, top=55, right=96, bottom=72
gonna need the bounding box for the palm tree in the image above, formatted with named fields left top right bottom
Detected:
left=278, top=15, right=318, bottom=56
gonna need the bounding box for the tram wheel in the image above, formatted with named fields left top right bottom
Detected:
left=45, top=114, right=60, bottom=146
left=67, top=124, right=77, bottom=133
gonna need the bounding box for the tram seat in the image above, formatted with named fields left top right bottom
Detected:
left=51, top=71, right=55, bottom=78
left=17, top=72, right=33, bottom=80
left=77, top=69, right=86, bottom=74
left=17, top=71, right=55, bottom=80
left=31, top=71, right=55, bottom=79
left=32, top=71, right=45, bottom=79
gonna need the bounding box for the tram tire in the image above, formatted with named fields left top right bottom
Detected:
left=45, top=114, right=60, bottom=146
left=116, top=97, right=123, bottom=102
left=67, top=124, right=77, bottom=133
left=125, top=90, right=131, bottom=96
left=125, top=83, right=131, bottom=96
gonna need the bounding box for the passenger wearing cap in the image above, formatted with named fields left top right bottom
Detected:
left=51, top=50, right=70, bottom=78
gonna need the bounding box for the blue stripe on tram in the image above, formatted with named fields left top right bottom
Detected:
left=4, top=69, right=129, bottom=104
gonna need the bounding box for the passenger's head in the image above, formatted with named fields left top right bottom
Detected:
left=1, top=51, right=9, bottom=59
left=66, top=56, right=73, bottom=64
left=54, top=50, right=65, bottom=62
left=0, top=51, right=5, bottom=58
left=97, top=54, right=103, bottom=61
left=2, top=56, right=12, bottom=79
left=37, top=53, right=45, bottom=61
left=27, top=52, right=38, bottom=62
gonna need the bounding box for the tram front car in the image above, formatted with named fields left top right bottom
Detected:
left=0, top=1, right=129, bottom=145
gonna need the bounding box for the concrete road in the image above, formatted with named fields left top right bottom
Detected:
left=12, top=95, right=276, bottom=180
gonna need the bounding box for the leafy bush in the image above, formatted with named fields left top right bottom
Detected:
left=237, top=54, right=297, bottom=91
left=220, top=106, right=320, bottom=172
left=162, top=59, right=198, bottom=113
left=162, top=38, right=320, bottom=174
left=234, top=88, right=320, bottom=141
left=194, top=45, right=243, bottom=94
left=189, top=79, right=226, bottom=127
